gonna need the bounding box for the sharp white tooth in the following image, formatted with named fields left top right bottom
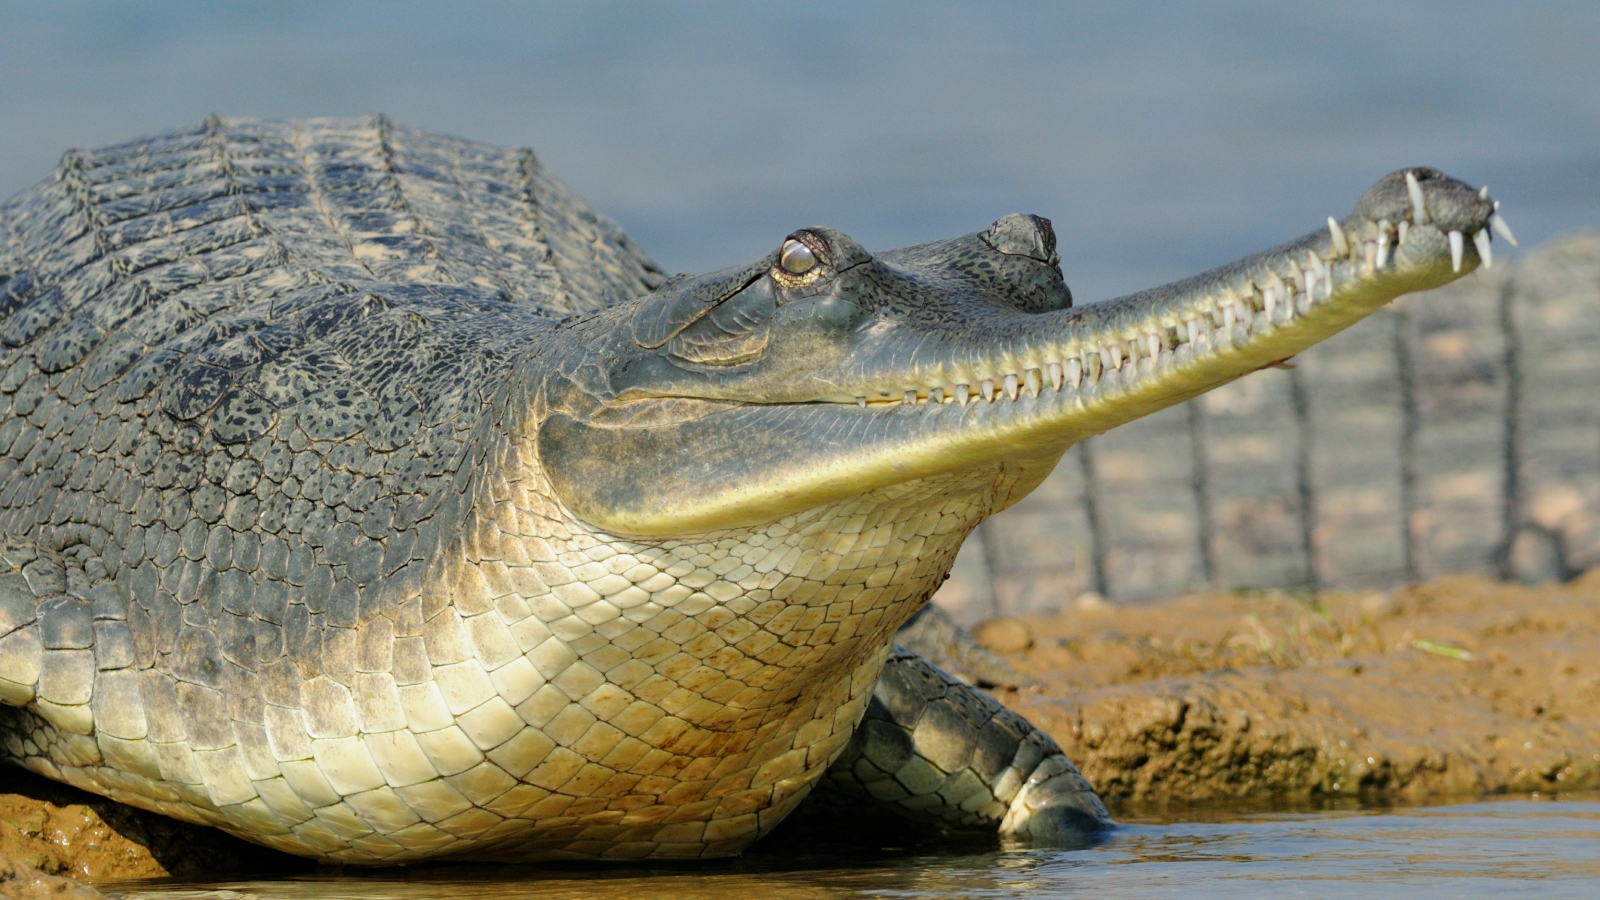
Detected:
left=1307, top=252, right=1327, bottom=282
left=1109, top=344, right=1123, bottom=370
left=856, top=397, right=866, bottom=408
left=1376, top=229, right=1390, bottom=268
left=1479, top=185, right=1489, bottom=200
left=1223, top=303, right=1237, bottom=332
left=1067, top=357, right=1082, bottom=388
left=1146, top=333, right=1161, bottom=360
left=1024, top=369, right=1041, bottom=397
left=1397, top=220, right=1408, bottom=245
left=1003, top=373, right=1019, bottom=400
left=1405, top=171, right=1429, bottom=223
left=1047, top=362, right=1063, bottom=390
left=981, top=379, right=996, bottom=402
left=1300, top=272, right=1314, bottom=310
left=903, top=390, right=917, bottom=405
left=1490, top=213, right=1518, bottom=247
left=930, top=387, right=944, bottom=404
left=1098, top=346, right=1113, bottom=374
left=1449, top=230, right=1464, bottom=272
left=1473, top=229, right=1492, bottom=268
left=1262, top=286, right=1278, bottom=320
left=956, top=384, right=970, bottom=406
left=1186, top=318, right=1202, bottom=343
left=1328, top=217, right=1350, bottom=257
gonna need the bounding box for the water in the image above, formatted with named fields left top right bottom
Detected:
left=117, top=795, right=1600, bottom=900
left=2, top=3, right=1598, bottom=303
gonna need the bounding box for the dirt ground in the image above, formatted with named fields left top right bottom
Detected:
left=0, top=768, right=304, bottom=897
left=981, top=572, right=1600, bottom=812
left=2, top=573, right=1597, bottom=893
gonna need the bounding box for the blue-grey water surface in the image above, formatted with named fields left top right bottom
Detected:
left=119, top=794, right=1600, bottom=900
left=2, top=2, right=1597, bottom=304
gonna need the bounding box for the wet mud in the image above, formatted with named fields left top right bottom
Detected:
left=983, top=572, right=1600, bottom=812
left=0, top=769, right=304, bottom=897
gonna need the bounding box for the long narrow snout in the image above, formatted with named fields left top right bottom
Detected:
left=541, top=169, right=1510, bottom=537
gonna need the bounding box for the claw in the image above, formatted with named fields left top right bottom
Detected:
left=1405, top=171, right=1429, bottom=224
left=1327, top=217, right=1350, bottom=257
left=1473, top=229, right=1493, bottom=269
left=1490, top=213, right=1518, bottom=247
left=1449, top=230, right=1464, bottom=273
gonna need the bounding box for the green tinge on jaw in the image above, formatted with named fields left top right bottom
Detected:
left=548, top=174, right=1496, bottom=538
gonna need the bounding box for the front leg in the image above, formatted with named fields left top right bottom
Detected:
left=816, top=646, right=1110, bottom=842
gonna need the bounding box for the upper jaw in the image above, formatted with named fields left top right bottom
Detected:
left=539, top=168, right=1508, bottom=537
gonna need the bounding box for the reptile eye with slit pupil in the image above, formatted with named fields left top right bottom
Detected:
left=780, top=239, right=817, bottom=274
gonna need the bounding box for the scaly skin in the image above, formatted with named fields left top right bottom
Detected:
left=0, top=117, right=1500, bottom=862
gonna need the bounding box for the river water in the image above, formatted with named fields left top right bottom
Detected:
left=118, top=794, right=1600, bottom=900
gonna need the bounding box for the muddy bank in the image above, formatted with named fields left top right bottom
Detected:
left=981, top=572, right=1600, bottom=810
left=0, top=768, right=303, bottom=896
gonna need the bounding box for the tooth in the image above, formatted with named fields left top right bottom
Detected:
left=1289, top=260, right=1307, bottom=296
left=1328, top=217, right=1350, bottom=257
left=956, top=384, right=970, bottom=405
left=1376, top=226, right=1390, bottom=268
left=1109, top=344, right=1123, bottom=370
left=1364, top=240, right=1377, bottom=269
left=1299, top=272, right=1314, bottom=310
left=1087, top=353, right=1102, bottom=385
left=1307, top=252, right=1327, bottom=291
left=1002, top=374, right=1019, bottom=400
left=856, top=397, right=866, bottom=408
left=981, top=379, right=996, bottom=402
left=903, top=391, right=917, bottom=405
left=1024, top=370, right=1041, bottom=397
left=1047, top=362, right=1063, bottom=390
left=1490, top=213, right=1518, bottom=247
left=1405, top=171, right=1429, bottom=223
left=1479, top=185, right=1489, bottom=200
left=1473, top=229, right=1492, bottom=268
left=1067, top=357, right=1082, bottom=388
left=1223, top=303, right=1236, bottom=332
left=1262, top=286, right=1278, bottom=320
left=1146, top=333, right=1160, bottom=361
left=1186, top=318, right=1202, bottom=343
left=930, top=387, right=945, bottom=404
left=1449, top=230, right=1464, bottom=273
left=1397, top=220, right=1408, bottom=245
left=1098, top=346, right=1112, bottom=375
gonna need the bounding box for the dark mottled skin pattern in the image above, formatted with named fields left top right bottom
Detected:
left=0, top=117, right=1106, bottom=863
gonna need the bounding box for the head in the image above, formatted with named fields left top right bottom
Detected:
left=535, top=214, right=1083, bottom=539
left=532, top=169, right=1496, bottom=547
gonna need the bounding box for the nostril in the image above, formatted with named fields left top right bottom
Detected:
left=981, top=213, right=1056, bottom=262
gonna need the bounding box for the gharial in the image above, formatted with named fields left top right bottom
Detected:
left=0, top=116, right=1512, bottom=862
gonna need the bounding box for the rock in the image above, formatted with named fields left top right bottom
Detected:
left=973, top=617, right=1034, bottom=653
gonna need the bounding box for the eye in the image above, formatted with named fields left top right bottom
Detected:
left=780, top=239, right=817, bottom=274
